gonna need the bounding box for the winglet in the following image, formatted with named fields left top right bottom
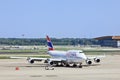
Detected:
left=46, top=35, right=54, bottom=51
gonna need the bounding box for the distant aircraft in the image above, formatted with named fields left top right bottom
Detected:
left=11, top=35, right=105, bottom=68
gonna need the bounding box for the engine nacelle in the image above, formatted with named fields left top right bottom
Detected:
left=49, top=61, right=54, bottom=65
left=86, top=60, right=92, bottom=65
left=28, top=59, right=34, bottom=64
left=46, top=59, right=54, bottom=66
left=94, top=58, right=100, bottom=63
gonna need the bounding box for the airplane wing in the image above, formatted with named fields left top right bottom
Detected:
left=87, top=55, right=106, bottom=60
left=10, top=56, right=48, bottom=63
left=10, top=56, right=28, bottom=59
left=10, top=56, right=66, bottom=64
left=10, top=56, right=48, bottom=60
left=87, top=55, right=106, bottom=59
left=10, top=56, right=66, bottom=60
left=85, top=54, right=106, bottom=65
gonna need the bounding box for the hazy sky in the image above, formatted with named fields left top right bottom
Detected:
left=0, top=0, right=120, bottom=38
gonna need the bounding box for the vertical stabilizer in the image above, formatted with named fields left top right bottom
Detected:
left=46, top=35, right=54, bottom=51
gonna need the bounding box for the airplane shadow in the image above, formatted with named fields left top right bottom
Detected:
left=82, top=64, right=100, bottom=67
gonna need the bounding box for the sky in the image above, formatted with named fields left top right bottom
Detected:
left=0, top=0, right=120, bottom=38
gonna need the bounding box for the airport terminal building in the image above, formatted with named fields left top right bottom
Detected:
left=95, top=36, right=120, bottom=47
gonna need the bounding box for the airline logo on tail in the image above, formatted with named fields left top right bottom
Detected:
left=46, top=35, right=54, bottom=51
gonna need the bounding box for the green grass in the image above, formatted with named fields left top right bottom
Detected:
left=0, top=56, right=10, bottom=59
left=0, top=55, right=50, bottom=59
left=0, top=49, right=37, bottom=53
left=0, top=49, right=47, bottom=54
left=0, top=46, right=120, bottom=59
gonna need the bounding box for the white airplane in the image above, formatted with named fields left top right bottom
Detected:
left=11, top=35, right=105, bottom=68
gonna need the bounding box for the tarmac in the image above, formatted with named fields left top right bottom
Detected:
left=0, top=55, right=120, bottom=80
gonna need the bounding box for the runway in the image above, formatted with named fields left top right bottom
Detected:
left=0, top=55, right=120, bottom=80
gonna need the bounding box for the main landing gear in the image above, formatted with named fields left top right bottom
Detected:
left=62, top=62, right=83, bottom=68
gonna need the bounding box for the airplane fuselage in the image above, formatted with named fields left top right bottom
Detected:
left=47, top=50, right=87, bottom=63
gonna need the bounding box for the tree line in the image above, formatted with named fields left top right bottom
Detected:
left=0, top=38, right=99, bottom=46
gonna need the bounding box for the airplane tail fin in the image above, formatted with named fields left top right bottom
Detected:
left=46, top=35, right=54, bottom=51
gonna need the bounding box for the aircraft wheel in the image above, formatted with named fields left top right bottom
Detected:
left=61, top=62, right=67, bottom=67
left=79, top=65, right=82, bottom=68
left=73, top=64, right=77, bottom=67
left=78, top=63, right=82, bottom=68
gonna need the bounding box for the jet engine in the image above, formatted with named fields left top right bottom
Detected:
left=46, top=59, right=55, bottom=66
left=27, top=57, right=34, bottom=64
left=28, top=59, right=34, bottom=64
left=49, top=61, right=54, bottom=65
left=94, top=58, right=100, bottom=63
left=86, top=60, right=92, bottom=65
